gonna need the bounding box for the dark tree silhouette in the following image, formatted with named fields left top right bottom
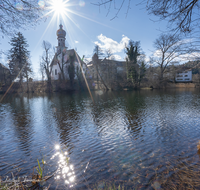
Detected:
left=125, top=41, right=141, bottom=85
left=93, top=45, right=104, bottom=59
left=152, top=34, right=188, bottom=83
left=68, top=53, right=75, bottom=88
left=7, top=32, right=32, bottom=88
left=0, top=0, right=44, bottom=36
left=41, top=40, right=53, bottom=91
left=93, top=0, right=199, bottom=33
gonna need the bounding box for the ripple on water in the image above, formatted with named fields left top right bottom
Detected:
left=0, top=90, right=200, bottom=189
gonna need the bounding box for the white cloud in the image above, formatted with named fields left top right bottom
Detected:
left=75, top=41, right=79, bottom=44
left=112, top=54, right=122, bottom=60
left=145, top=56, right=150, bottom=63
left=84, top=57, right=92, bottom=64
left=180, top=52, right=200, bottom=61
left=94, top=34, right=130, bottom=54
left=153, top=50, right=162, bottom=57
left=152, top=49, right=200, bottom=63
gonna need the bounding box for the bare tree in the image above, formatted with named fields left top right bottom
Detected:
left=91, top=0, right=131, bottom=20
left=57, top=50, right=68, bottom=81
left=39, top=61, right=45, bottom=82
left=147, top=0, right=199, bottom=33
left=41, top=40, right=53, bottom=91
left=68, top=53, right=75, bottom=88
left=23, top=60, right=33, bottom=92
left=152, top=34, right=188, bottom=83
left=93, top=0, right=200, bottom=34
left=105, top=49, right=113, bottom=59
left=0, top=0, right=44, bottom=36
left=93, top=45, right=104, bottom=59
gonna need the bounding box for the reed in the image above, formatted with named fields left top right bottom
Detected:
left=35, top=159, right=43, bottom=179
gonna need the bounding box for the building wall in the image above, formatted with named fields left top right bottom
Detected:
left=51, top=60, right=87, bottom=81
left=0, top=64, right=11, bottom=85
left=176, top=71, right=192, bottom=82
left=87, top=58, right=128, bottom=90
left=51, top=64, right=60, bottom=80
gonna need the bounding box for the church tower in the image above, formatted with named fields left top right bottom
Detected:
left=56, top=24, right=66, bottom=54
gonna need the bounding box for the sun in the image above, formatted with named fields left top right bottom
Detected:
left=49, top=0, right=69, bottom=17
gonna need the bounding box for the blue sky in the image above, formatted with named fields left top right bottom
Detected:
left=0, top=0, right=169, bottom=79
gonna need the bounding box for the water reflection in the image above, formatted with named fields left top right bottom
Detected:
left=1, top=90, right=200, bottom=189
left=11, top=97, right=33, bottom=154
left=51, top=144, right=76, bottom=188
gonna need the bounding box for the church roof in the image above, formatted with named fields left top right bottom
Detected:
left=50, top=54, right=58, bottom=66
left=0, top=63, right=9, bottom=70
left=88, top=56, right=126, bottom=66
left=50, top=49, right=87, bottom=67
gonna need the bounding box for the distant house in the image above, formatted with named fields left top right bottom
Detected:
left=0, top=63, right=11, bottom=86
left=87, top=56, right=127, bottom=79
left=175, top=70, right=192, bottom=82
left=50, top=24, right=87, bottom=81
left=87, top=54, right=127, bottom=89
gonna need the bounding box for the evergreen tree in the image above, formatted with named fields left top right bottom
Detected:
left=125, top=41, right=141, bottom=85
left=7, top=32, right=32, bottom=89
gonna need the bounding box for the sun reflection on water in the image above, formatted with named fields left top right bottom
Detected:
left=51, top=144, right=76, bottom=188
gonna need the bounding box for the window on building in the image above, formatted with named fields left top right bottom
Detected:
left=185, top=75, right=188, bottom=77
left=55, top=69, right=57, bottom=75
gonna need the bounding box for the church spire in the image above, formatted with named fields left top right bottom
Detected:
left=56, top=24, right=66, bottom=53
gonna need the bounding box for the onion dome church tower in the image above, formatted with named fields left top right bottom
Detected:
left=56, top=24, right=66, bottom=54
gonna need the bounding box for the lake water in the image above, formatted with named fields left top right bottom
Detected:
left=1, top=89, right=200, bottom=189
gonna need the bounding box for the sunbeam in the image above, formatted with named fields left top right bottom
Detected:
left=65, top=8, right=121, bottom=32
left=32, top=13, right=58, bottom=54
left=48, top=0, right=69, bottom=17
left=64, top=13, right=93, bottom=42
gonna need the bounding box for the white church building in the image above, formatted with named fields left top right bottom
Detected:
left=50, top=24, right=87, bottom=80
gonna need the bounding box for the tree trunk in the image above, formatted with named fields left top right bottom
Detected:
left=26, top=77, right=29, bottom=93
left=160, top=69, right=164, bottom=87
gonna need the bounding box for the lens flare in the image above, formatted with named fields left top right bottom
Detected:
left=79, top=0, right=85, bottom=7
left=16, top=2, right=23, bottom=11
left=38, top=0, right=45, bottom=9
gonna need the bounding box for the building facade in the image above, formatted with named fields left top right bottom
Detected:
left=50, top=24, right=87, bottom=81
left=0, top=63, right=11, bottom=86
left=87, top=54, right=127, bottom=90
left=175, top=70, right=192, bottom=82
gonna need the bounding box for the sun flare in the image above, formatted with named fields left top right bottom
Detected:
left=49, top=0, right=69, bottom=17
